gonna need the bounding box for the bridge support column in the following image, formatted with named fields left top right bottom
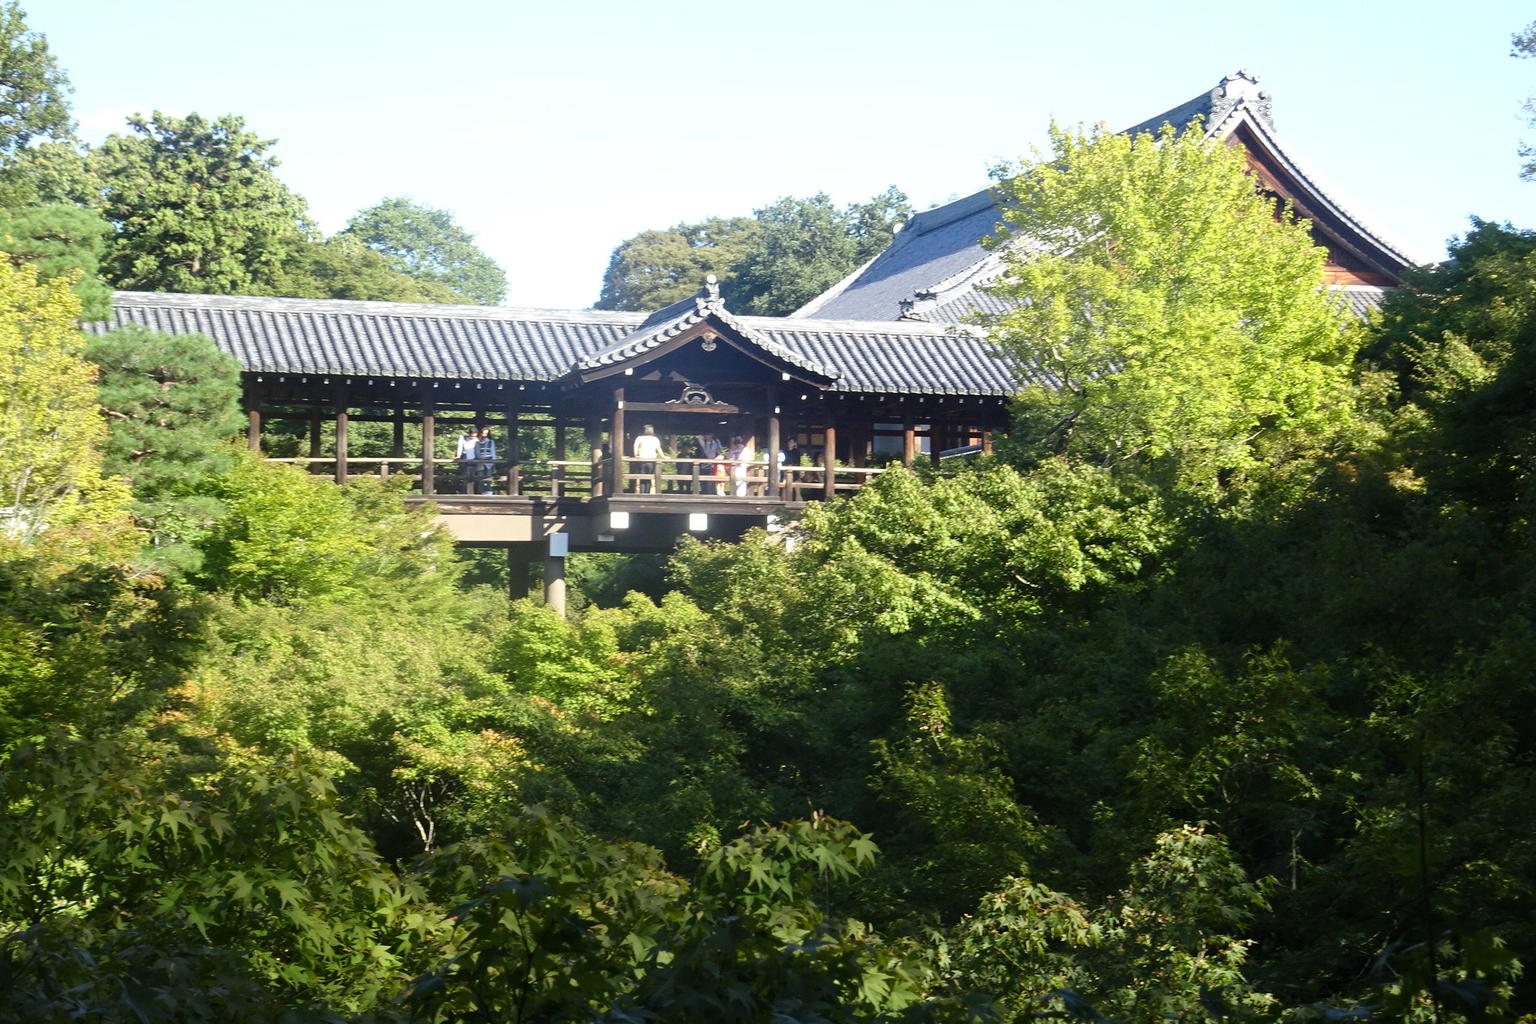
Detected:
left=507, top=548, right=531, bottom=602
left=544, top=532, right=568, bottom=619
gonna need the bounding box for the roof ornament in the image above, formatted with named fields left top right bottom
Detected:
left=703, top=273, right=721, bottom=301
left=1209, top=69, right=1273, bottom=131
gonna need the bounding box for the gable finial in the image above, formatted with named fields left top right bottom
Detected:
left=703, top=273, right=721, bottom=301
left=1210, top=69, right=1273, bottom=130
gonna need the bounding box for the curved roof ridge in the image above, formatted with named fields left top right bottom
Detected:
left=578, top=290, right=838, bottom=379
left=109, top=290, right=649, bottom=326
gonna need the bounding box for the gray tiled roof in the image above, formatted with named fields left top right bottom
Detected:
left=1336, top=285, right=1388, bottom=319
left=92, top=291, right=1018, bottom=398
left=793, top=188, right=1005, bottom=322
left=579, top=290, right=838, bottom=380
left=795, top=71, right=1411, bottom=325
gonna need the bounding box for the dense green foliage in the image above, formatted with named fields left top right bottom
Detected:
left=986, top=122, right=1362, bottom=495
left=597, top=188, right=910, bottom=315
left=595, top=215, right=761, bottom=311
left=1, top=5, right=1534, bottom=1016
left=0, top=259, right=127, bottom=547
left=0, top=0, right=69, bottom=165
left=85, top=324, right=243, bottom=570
left=342, top=197, right=507, bottom=305
left=93, top=112, right=313, bottom=294
left=0, top=202, right=110, bottom=318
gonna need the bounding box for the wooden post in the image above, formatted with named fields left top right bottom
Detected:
left=822, top=420, right=837, bottom=500
left=505, top=400, right=520, bottom=496
left=308, top=407, right=322, bottom=458
left=612, top=388, right=626, bottom=494
left=246, top=406, right=261, bottom=452
left=902, top=413, right=916, bottom=467
left=930, top=422, right=943, bottom=467
left=391, top=413, right=405, bottom=459
left=421, top=407, right=436, bottom=496
left=767, top=391, right=781, bottom=499
left=552, top=420, right=567, bottom=497
left=334, top=401, right=349, bottom=485
left=982, top=429, right=993, bottom=455
left=853, top=423, right=868, bottom=468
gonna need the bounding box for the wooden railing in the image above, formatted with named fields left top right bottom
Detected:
left=266, top=456, right=884, bottom=502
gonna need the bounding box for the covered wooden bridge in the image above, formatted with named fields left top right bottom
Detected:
left=98, top=281, right=1017, bottom=608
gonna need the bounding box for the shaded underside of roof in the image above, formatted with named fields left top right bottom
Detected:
left=92, top=291, right=1018, bottom=398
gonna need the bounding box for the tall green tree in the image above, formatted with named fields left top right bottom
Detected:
left=93, top=112, right=313, bottom=294
left=0, top=1, right=71, bottom=163
left=0, top=202, right=110, bottom=319
left=985, top=122, right=1360, bottom=494
left=1515, top=20, right=1536, bottom=180
left=341, top=197, right=506, bottom=305
left=0, top=260, right=126, bottom=548
left=85, top=324, right=243, bottom=571
left=723, top=187, right=910, bottom=316
left=595, top=216, right=761, bottom=311
left=273, top=234, right=460, bottom=303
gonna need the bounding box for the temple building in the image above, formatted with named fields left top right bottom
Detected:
left=88, top=71, right=1417, bottom=612
left=794, top=70, right=1415, bottom=324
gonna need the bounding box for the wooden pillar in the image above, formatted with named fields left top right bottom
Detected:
left=767, top=390, right=781, bottom=499
left=507, top=548, right=531, bottom=602
left=852, top=422, right=868, bottom=468
left=505, top=400, right=520, bottom=497
left=421, top=406, right=436, bottom=496
left=243, top=383, right=262, bottom=452
left=307, top=407, right=322, bottom=458
left=612, top=388, right=626, bottom=494
left=822, top=420, right=837, bottom=500
left=982, top=429, right=993, bottom=455
left=391, top=413, right=405, bottom=459
left=930, top=421, right=943, bottom=467
left=334, top=398, right=349, bottom=485
left=902, top=412, right=916, bottom=467
left=554, top=420, right=567, bottom=460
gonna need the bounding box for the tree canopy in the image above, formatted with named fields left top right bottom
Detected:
left=0, top=259, right=126, bottom=548
left=984, top=122, right=1359, bottom=494
left=93, top=112, right=313, bottom=295
left=1516, top=20, right=1536, bottom=179
left=341, top=197, right=506, bottom=305
left=595, top=188, right=909, bottom=316
left=594, top=216, right=761, bottom=312
left=0, top=1, right=71, bottom=163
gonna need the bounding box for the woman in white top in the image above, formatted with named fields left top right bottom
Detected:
left=726, top=435, right=748, bottom=496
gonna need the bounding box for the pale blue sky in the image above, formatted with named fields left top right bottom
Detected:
left=27, top=0, right=1536, bottom=308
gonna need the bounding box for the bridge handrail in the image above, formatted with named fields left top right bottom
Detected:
left=263, top=455, right=882, bottom=500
